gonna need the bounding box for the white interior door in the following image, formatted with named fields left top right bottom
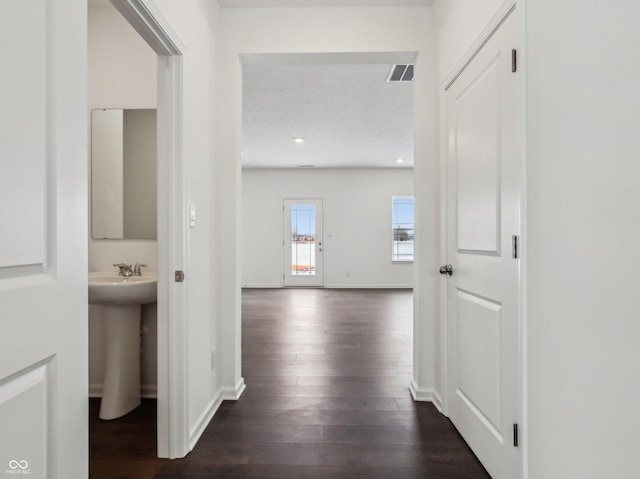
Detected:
left=444, top=7, right=521, bottom=479
left=0, top=1, right=88, bottom=477
left=283, top=199, right=324, bottom=287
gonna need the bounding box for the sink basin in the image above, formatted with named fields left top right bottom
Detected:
left=89, top=272, right=157, bottom=306
left=88, top=271, right=157, bottom=420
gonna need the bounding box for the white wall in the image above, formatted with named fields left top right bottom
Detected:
left=216, top=5, right=438, bottom=403
left=87, top=8, right=158, bottom=396
left=242, top=168, right=413, bottom=288
left=151, top=0, right=222, bottom=446
left=526, top=0, right=640, bottom=477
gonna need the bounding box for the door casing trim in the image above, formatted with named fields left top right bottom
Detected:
left=109, top=0, right=188, bottom=459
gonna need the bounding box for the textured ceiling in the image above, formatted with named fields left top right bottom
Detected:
left=220, top=0, right=432, bottom=6
left=88, top=0, right=416, bottom=169
left=242, top=63, right=414, bottom=169
left=91, top=0, right=433, bottom=8
left=88, top=0, right=114, bottom=8
left=90, top=0, right=435, bottom=9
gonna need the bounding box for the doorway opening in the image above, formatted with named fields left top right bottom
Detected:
left=87, top=0, right=188, bottom=460
left=239, top=53, right=416, bottom=402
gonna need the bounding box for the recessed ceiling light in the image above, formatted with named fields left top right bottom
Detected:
left=396, top=158, right=405, bottom=164
left=293, top=137, right=305, bottom=144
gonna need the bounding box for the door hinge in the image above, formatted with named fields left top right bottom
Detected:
left=511, top=49, right=517, bottom=73
left=512, top=235, right=520, bottom=259
left=513, top=423, right=519, bottom=447
left=175, top=270, right=185, bottom=283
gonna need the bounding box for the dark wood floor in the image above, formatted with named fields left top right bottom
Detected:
left=90, top=288, right=490, bottom=478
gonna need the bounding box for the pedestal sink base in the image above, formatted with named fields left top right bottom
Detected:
left=99, top=305, right=141, bottom=420
left=88, top=271, right=156, bottom=420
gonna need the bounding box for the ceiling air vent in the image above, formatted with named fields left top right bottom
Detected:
left=387, top=64, right=414, bottom=82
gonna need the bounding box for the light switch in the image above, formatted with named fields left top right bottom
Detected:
left=190, top=205, right=196, bottom=228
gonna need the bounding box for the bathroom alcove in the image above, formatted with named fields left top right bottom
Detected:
left=87, top=4, right=159, bottom=406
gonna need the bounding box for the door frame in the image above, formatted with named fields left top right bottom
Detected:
left=438, top=0, right=527, bottom=474
left=282, top=198, right=324, bottom=288
left=110, top=0, right=189, bottom=459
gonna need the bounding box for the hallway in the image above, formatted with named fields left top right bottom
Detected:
left=90, top=289, right=489, bottom=478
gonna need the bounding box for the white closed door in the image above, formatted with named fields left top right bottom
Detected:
left=444, top=7, right=521, bottom=479
left=0, top=1, right=87, bottom=477
left=283, top=199, right=323, bottom=287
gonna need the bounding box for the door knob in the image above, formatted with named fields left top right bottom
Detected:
left=439, top=264, right=453, bottom=276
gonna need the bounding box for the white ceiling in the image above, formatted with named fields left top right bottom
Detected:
left=242, top=63, right=414, bottom=169
left=90, top=0, right=433, bottom=8
left=88, top=0, right=114, bottom=8
left=87, top=0, right=416, bottom=169
left=220, top=0, right=432, bottom=6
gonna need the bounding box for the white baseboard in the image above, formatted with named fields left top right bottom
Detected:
left=323, top=284, right=413, bottom=289
left=242, top=284, right=412, bottom=289
left=89, top=384, right=102, bottom=398
left=89, top=383, right=158, bottom=399
left=432, top=389, right=443, bottom=413
left=221, top=377, right=246, bottom=400
left=187, top=379, right=246, bottom=450
left=189, top=392, right=224, bottom=451
left=409, top=380, right=443, bottom=412
left=189, top=378, right=248, bottom=451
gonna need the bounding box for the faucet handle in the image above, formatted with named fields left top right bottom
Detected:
left=113, top=263, right=132, bottom=276
left=134, top=263, right=148, bottom=276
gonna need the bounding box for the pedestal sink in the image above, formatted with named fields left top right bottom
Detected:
left=88, top=272, right=157, bottom=420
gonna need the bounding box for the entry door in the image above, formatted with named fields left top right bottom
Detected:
left=0, top=1, right=87, bottom=477
left=444, top=7, right=521, bottom=479
left=283, top=199, right=323, bottom=287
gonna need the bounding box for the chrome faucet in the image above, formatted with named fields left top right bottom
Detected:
left=133, top=263, right=148, bottom=276
left=113, top=263, right=133, bottom=277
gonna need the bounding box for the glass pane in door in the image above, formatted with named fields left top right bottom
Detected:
left=291, top=204, right=316, bottom=276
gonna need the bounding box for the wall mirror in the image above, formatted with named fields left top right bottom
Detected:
left=91, top=109, right=157, bottom=240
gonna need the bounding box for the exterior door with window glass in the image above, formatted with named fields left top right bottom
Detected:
left=283, top=199, right=323, bottom=287
left=392, top=197, right=414, bottom=261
